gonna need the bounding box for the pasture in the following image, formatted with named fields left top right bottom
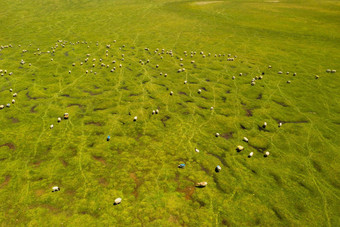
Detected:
left=0, top=0, right=339, bottom=226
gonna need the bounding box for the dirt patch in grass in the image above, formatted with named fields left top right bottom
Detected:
left=221, top=132, right=233, bottom=140
left=83, top=90, right=102, bottom=96
left=207, top=153, right=228, bottom=167
left=98, top=178, right=108, bottom=186
left=0, top=143, right=15, bottom=150
left=198, top=106, right=208, bottom=109
left=248, top=144, right=268, bottom=153
left=244, top=108, right=253, bottom=117
left=130, top=173, right=142, bottom=198
left=35, top=189, right=45, bottom=197
left=240, top=124, right=247, bottom=129
left=177, top=186, right=195, bottom=200
left=92, top=155, right=106, bottom=165
left=26, top=91, right=45, bottom=100
left=178, top=92, right=187, bottom=96
left=94, top=107, right=106, bottom=111
left=200, top=96, right=208, bottom=100
left=59, top=158, right=68, bottom=167
left=257, top=93, right=263, bottom=99
left=10, top=117, right=19, bottom=123
left=129, top=93, right=139, bottom=97
left=60, top=94, right=70, bottom=97
left=67, top=103, right=85, bottom=108
left=273, top=100, right=289, bottom=107
left=161, top=115, right=171, bottom=127
left=200, top=164, right=211, bottom=175
left=30, top=105, right=38, bottom=113
left=85, top=121, right=103, bottom=126
left=0, top=175, right=11, bottom=189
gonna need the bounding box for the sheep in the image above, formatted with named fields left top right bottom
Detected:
left=178, top=69, right=182, bottom=73
left=195, top=148, right=199, bottom=153
left=178, top=164, right=185, bottom=168
left=286, top=72, right=289, bottom=75
left=156, top=65, right=159, bottom=68
left=94, top=72, right=97, bottom=75
left=0, top=105, right=4, bottom=109
left=152, top=110, right=155, bottom=115
left=184, top=81, right=187, bottom=84
left=107, top=136, right=111, bottom=141
left=196, top=182, right=207, bottom=187
left=331, top=70, right=336, bottom=73
left=180, top=63, right=183, bottom=67
left=119, top=64, right=122, bottom=68
left=146, top=60, right=150, bottom=63
left=278, top=71, right=283, bottom=74
left=215, top=165, right=221, bottom=172
left=236, top=145, right=244, bottom=152
left=64, top=113, right=69, bottom=119
left=72, top=63, right=75, bottom=66
left=121, top=58, right=124, bottom=61
left=315, top=75, right=319, bottom=79
left=160, top=72, right=163, bottom=76
left=251, top=81, right=255, bottom=86
left=232, top=76, right=235, bottom=80
left=263, top=122, right=267, bottom=128
left=51, top=58, right=53, bottom=61
left=184, top=51, right=187, bottom=54
left=293, top=73, right=297, bottom=76
left=268, top=65, right=272, bottom=68
left=278, top=122, right=282, bottom=127
left=326, top=69, right=331, bottom=73
left=12, top=99, right=15, bottom=104
left=259, top=76, right=263, bottom=80
left=80, top=62, right=83, bottom=65
left=210, top=107, right=214, bottom=110
left=112, top=60, right=116, bottom=64
left=215, top=133, right=220, bottom=137
left=13, top=93, right=17, bottom=97
left=93, top=58, right=96, bottom=62
left=134, top=116, right=137, bottom=121
left=164, top=73, right=167, bottom=77
left=248, top=152, right=254, bottom=158
left=264, top=151, right=270, bottom=157
left=243, top=137, right=248, bottom=142
left=50, top=124, right=54, bottom=129
left=69, top=70, right=71, bottom=74
left=92, top=64, right=95, bottom=67
left=160, top=56, right=163, bottom=59
left=58, top=117, right=61, bottom=122
left=9, top=72, right=12, bottom=76
left=6, top=104, right=10, bottom=108
left=86, top=70, right=89, bottom=74
left=203, top=55, right=206, bottom=58
left=287, top=80, right=291, bottom=84
left=114, top=198, right=122, bottom=205
left=191, top=60, right=195, bottom=64
left=200, top=51, right=203, bottom=55
left=182, top=68, right=185, bottom=72
left=198, top=89, right=202, bottom=94
left=180, top=58, right=183, bottom=61
left=239, top=73, right=242, bottom=76
left=9, top=88, right=12, bottom=92
left=170, top=91, right=174, bottom=96
left=52, top=186, right=60, bottom=192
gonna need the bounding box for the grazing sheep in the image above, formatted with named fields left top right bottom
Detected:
left=232, top=76, right=235, bottom=80
left=112, top=60, right=116, bottom=64
left=215, top=133, right=220, bottom=137
left=160, top=72, right=163, bottom=76
left=243, top=137, right=248, bottom=142
left=64, top=113, right=69, bottom=119
left=58, top=117, right=61, bottom=122
left=195, top=148, right=199, bottom=153
left=152, top=110, right=155, bottom=115
left=180, top=58, right=183, bottom=61
left=286, top=72, right=289, bottom=75
left=248, top=152, right=253, bottom=158
left=287, top=80, right=291, bottom=84
left=93, top=64, right=95, bottom=67
left=326, top=69, right=331, bottom=73
left=51, top=58, right=53, bottom=61
left=263, top=122, right=267, bottom=128
left=293, top=73, right=297, bottom=76
left=215, top=165, right=221, bottom=172
left=107, top=136, right=111, bottom=141
left=9, top=72, right=12, bottom=75
left=12, top=99, right=15, bottom=104
left=251, top=81, right=255, bottom=86
left=178, top=69, right=182, bottom=73
left=52, top=186, right=60, bottom=192
left=6, top=104, right=10, bottom=108
left=160, top=56, right=163, bottom=59
left=278, top=122, right=282, bottom=127
left=156, top=65, right=159, bottom=68
left=9, top=88, right=12, bottom=92
left=191, top=60, right=195, bottom=64
left=134, top=116, right=137, bottom=121
left=72, top=63, right=75, bottom=66
left=86, top=70, right=89, bottom=74
left=210, top=107, right=214, bottom=110
left=155, top=109, right=159, bottom=114
left=196, top=182, right=207, bottom=187
left=198, top=89, right=201, bottom=94
left=0, top=105, right=4, bottom=109
left=184, top=81, right=187, bottom=84
left=237, top=145, right=244, bottom=152
left=50, top=124, right=54, bottom=129
left=315, top=75, right=319, bottom=79
left=331, top=70, right=336, bottom=73
left=119, top=64, right=122, bottom=68
left=164, top=73, right=167, bottom=77
left=114, top=198, right=122, bottom=205
left=178, top=164, right=185, bottom=168
left=170, top=91, right=173, bottom=96
left=147, top=60, right=150, bottom=63
left=268, top=65, right=272, bottom=68
left=264, top=151, right=270, bottom=157
left=239, top=73, right=242, bottom=76
left=13, top=93, right=17, bottom=97
left=180, top=63, right=183, bottom=67
left=259, top=76, right=263, bottom=80
left=69, top=70, right=71, bottom=74
left=203, top=55, right=206, bottom=58
left=182, top=68, right=185, bottom=71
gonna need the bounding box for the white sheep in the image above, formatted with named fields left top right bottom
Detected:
left=315, top=75, right=319, bottom=79
left=114, top=198, right=122, bottom=205
left=278, top=122, right=282, bottom=127
left=293, top=73, right=296, bottom=76
left=248, top=152, right=254, bottom=158
left=58, top=117, right=61, bottom=122
left=195, top=148, right=199, bottom=153
left=239, top=73, right=242, bottom=76
left=264, top=151, right=270, bottom=157
left=198, top=89, right=201, bottom=94
left=278, top=71, right=282, bottom=74
left=12, top=99, right=15, bottom=104
left=215, top=133, right=220, bottom=137
left=184, top=81, right=187, bottom=84
left=0, top=105, right=4, bottom=109
left=263, top=122, right=267, bottom=128
left=170, top=91, right=173, bottom=96
left=152, top=110, right=155, bottom=115
left=243, top=137, right=248, bottom=142
left=134, top=116, right=137, bottom=121
left=50, top=124, right=54, bottom=129
left=13, top=93, right=17, bottom=97
left=69, top=70, right=71, bottom=74
left=232, top=76, right=235, bottom=80
left=52, top=186, right=60, bottom=192
left=210, top=107, right=214, bottom=110
left=155, top=109, right=159, bottom=114
left=331, top=70, right=336, bottom=73
left=9, top=88, right=12, bottom=92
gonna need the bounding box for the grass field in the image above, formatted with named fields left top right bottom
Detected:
left=0, top=0, right=339, bottom=226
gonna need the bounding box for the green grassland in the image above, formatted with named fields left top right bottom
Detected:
left=0, top=0, right=339, bottom=226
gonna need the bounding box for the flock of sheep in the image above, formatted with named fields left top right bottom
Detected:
left=0, top=40, right=336, bottom=206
